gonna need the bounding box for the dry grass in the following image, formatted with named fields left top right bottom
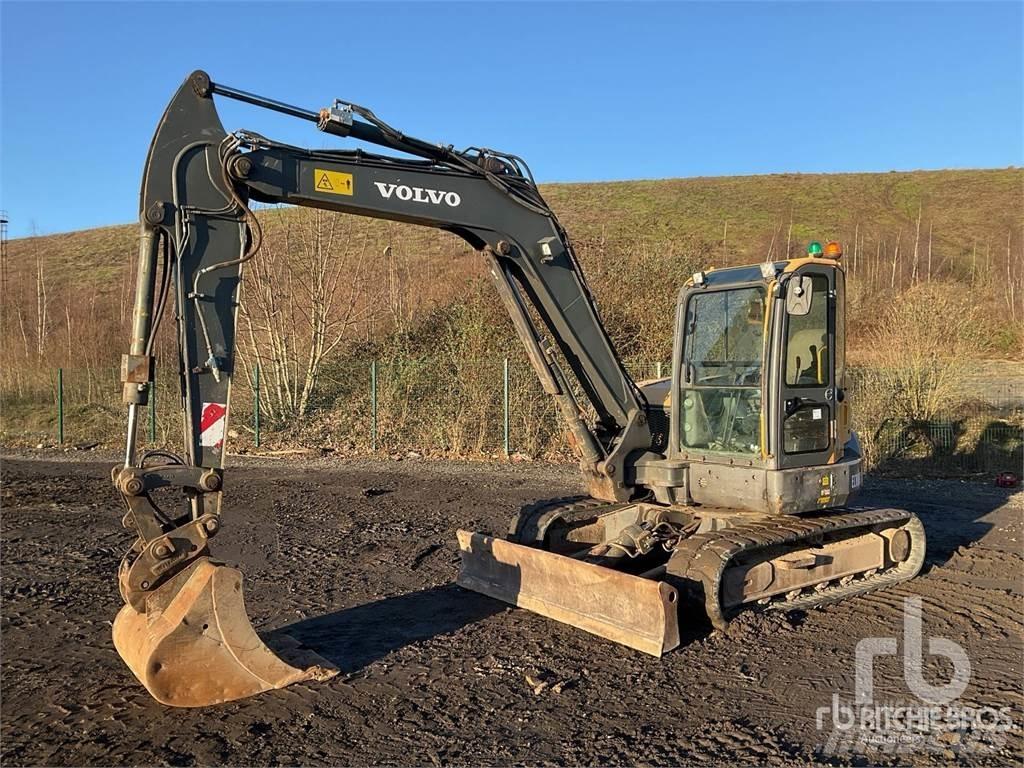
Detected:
left=851, top=283, right=997, bottom=468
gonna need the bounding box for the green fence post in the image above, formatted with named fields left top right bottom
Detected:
left=56, top=368, right=64, bottom=444
left=370, top=360, right=378, bottom=452
left=254, top=363, right=261, bottom=448
left=148, top=381, right=156, bottom=443
left=503, top=357, right=510, bottom=457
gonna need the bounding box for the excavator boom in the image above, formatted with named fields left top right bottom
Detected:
left=114, top=71, right=658, bottom=706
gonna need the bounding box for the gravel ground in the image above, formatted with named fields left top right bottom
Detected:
left=1, top=451, right=1022, bottom=766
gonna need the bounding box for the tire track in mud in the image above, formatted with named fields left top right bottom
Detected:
left=1, top=454, right=1021, bottom=766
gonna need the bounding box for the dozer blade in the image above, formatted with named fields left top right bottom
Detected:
left=113, top=557, right=337, bottom=707
left=456, top=530, right=680, bottom=656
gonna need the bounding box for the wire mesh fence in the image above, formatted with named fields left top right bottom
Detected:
left=1, top=358, right=1020, bottom=477
left=868, top=383, right=1023, bottom=476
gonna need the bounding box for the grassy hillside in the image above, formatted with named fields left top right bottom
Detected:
left=6, top=167, right=1022, bottom=291
left=545, top=168, right=1023, bottom=251
left=2, top=168, right=1021, bottom=466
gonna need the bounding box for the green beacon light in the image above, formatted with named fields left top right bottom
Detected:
left=806, top=241, right=823, bottom=256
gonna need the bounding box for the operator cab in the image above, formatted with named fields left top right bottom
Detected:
left=654, top=241, right=857, bottom=513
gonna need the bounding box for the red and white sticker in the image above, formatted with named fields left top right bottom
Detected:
left=199, top=402, right=227, bottom=449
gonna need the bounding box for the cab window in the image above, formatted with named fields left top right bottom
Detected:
left=680, top=287, right=764, bottom=455
left=785, top=275, right=829, bottom=386
left=782, top=273, right=832, bottom=455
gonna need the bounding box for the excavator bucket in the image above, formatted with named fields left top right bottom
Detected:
left=113, top=558, right=337, bottom=707
left=456, top=530, right=680, bottom=656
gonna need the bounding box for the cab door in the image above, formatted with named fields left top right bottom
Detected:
left=775, top=265, right=837, bottom=468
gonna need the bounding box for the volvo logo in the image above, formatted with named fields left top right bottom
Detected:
left=373, top=182, right=462, bottom=207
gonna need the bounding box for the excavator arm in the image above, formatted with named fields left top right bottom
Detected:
left=125, top=70, right=652, bottom=487
left=235, top=129, right=655, bottom=487
left=113, top=71, right=657, bottom=706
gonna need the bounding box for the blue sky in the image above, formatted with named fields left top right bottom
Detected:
left=1, top=1, right=1021, bottom=237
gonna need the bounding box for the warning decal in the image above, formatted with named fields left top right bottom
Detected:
left=314, top=168, right=354, bottom=196
left=199, top=402, right=227, bottom=449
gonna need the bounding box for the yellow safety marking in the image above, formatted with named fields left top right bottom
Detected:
left=313, top=169, right=354, bottom=196
left=759, top=283, right=773, bottom=460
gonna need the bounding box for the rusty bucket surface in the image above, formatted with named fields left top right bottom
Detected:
left=456, top=530, right=680, bottom=656
left=113, top=558, right=337, bottom=707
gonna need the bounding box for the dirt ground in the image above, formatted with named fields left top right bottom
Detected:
left=1, top=452, right=1021, bottom=766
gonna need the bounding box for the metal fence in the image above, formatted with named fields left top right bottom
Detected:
left=869, top=387, right=1023, bottom=476
left=0, top=357, right=667, bottom=455
left=1, top=359, right=1020, bottom=477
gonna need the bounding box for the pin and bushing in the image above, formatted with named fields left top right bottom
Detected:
left=198, top=469, right=222, bottom=492
left=228, top=155, right=253, bottom=180
left=153, top=539, right=175, bottom=560
left=119, top=474, right=145, bottom=496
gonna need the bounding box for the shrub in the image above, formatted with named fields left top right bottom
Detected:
left=852, top=282, right=988, bottom=467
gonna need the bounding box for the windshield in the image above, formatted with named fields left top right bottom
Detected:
left=680, top=286, right=765, bottom=455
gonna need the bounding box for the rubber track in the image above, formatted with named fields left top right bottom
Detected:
left=666, top=508, right=927, bottom=629
left=508, top=497, right=629, bottom=546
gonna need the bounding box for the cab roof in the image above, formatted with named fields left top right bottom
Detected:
left=686, top=256, right=842, bottom=290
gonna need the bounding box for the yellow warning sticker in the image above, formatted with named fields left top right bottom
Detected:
left=313, top=169, right=354, bottom=196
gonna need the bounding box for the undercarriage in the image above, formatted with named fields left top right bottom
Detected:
left=457, top=498, right=925, bottom=654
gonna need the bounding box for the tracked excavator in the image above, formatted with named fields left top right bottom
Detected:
left=113, top=71, right=926, bottom=707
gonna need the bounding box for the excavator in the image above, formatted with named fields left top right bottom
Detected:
left=112, top=71, right=926, bottom=707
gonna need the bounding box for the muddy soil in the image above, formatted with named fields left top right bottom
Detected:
left=1, top=453, right=1022, bottom=766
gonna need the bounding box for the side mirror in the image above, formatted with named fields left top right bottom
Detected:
left=786, top=276, right=813, bottom=316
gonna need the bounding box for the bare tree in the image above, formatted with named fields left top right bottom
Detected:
left=874, top=236, right=882, bottom=289
left=785, top=210, right=793, bottom=259
left=1007, top=228, right=1017, bottom=321
left=890, top=230, right=901, bottom=290
left=385, top=242, right=412, bottom=332
left=238, top=208, right=382, bottom=421
left=65, top=304, right=72, bottom=359
left=926, top=221, right=933, bottom=283
left=35, top=254, right=48, bottom=357
left=16, top=305, right=29, bottom=359
left=910, top=203, right=922, bottom=285
left=765, top=220, right=781, bottom=263
left=852, top=222, right=859, bottom=278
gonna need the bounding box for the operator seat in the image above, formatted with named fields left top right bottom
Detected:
left=787, top=329, right=828, bottom=385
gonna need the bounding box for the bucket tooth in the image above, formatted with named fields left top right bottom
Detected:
left=113, top=558, right=337, bottom=707
left=456, top=530, right=680, bottom=657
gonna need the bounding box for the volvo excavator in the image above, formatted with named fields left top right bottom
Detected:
left=112, top=71, right=926, bottom=707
